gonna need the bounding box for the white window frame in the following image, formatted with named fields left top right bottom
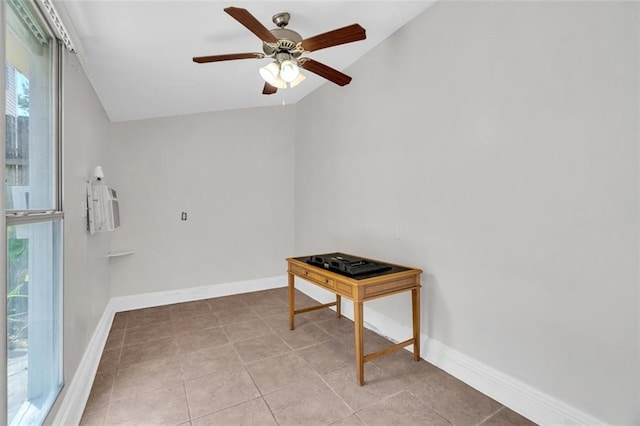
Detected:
left=3, top=0, right=64, bottom=423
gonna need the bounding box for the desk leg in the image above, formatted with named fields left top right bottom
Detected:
left=412, top=287, right=421, bottom=361
left=354, top=301, right=365, bottom=385
left=336, top=295, right=342, bottom=318
left=288, top=273, right=295, bottom=330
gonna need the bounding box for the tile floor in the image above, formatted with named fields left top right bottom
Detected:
left=81, top=287, right=536, bottom=425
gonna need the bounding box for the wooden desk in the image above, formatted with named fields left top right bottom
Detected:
left=286, top=254, right=422, bottom=385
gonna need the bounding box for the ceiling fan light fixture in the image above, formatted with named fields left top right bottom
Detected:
left=288, top=71, right=306, bottom=88
left=259, top=61, right=280, bottom=85
left=271, top=77, right=287, bottom=89
left=279, top=59, right=300, bottom=83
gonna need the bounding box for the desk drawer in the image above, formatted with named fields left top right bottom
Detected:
left=291, top=265, right=335, bottom=290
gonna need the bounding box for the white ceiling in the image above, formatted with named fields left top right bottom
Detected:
left=59, top=1, right=433, bottom=122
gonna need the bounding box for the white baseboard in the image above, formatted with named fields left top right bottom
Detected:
left=294, top=279, right=605, bottom=426
left=52, top=304, right=114, bottom=426
left=108, top=275, right=287, bottom=312
left=421, top=338, right=605, bottom=426
left=52, top=275, right=287, bottom=426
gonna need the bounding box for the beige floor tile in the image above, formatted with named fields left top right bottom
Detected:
left=299, top=306, right=339, bottom=323
left=355, top=391, right=450, bottom=425
left=213, top=307, right=260, bottom=326
left=110, top=312, right=128, bottom=331
left=112, top=356, right=182, bottom=400
left=260, top=286, right=289, bottom=301
left=246, top=352, right=317, bottom=395
left=370, top=346, right=429, bottom=376
left=80, top=403, right=108, bottom=426
left=296, top=339, right=354, bottom=375
left=316, top=318, right=356, bottom=340
left=191, top=397, right=277, bottom=426
left=264, top=375, right=352, bottom=426
left=86, top=373, right=115, bottom=409
left=277, top=322, right=333, bottom=350
left=206, top=295, right=248, bottom=311
left=361, top=329, right=397, bottom=354
left=119, top=336, right=179, bottom=368
left=176, top=326, right=228, bottom=354
left=96, top=348, right=121, bottom=375
left=249, top=299, right=289, bottom=317
left=322, top=364, right=405, bottom=411
left=236, top=290, right=283, bottom=306
left=331, top=327, right=393, bottom=355
left=172, top=311, right=220, bottom=331
left=233, top=333, right=291, bottom=363
left=80, top=374, right=113, bottom=425
left=105, top=383, right=189, bottom=425
left=172, top=309, right=216, bottom=321
left=263, top=312, right=310, bottom=333
left=180, top=343, right=243, bottom=380
left=481, top=407, right=537, bottom=426
left=170, top=300, right=211, bottom=314
left=122, top=320, right=174, bottom=347
left=292, top=291, right=321, bottom=308
left=126, top=306, right=172, bottom=328
left=223, top=318, right=273, bottom=343
left=330, top=414, right=365, bottom=426
left=184, top=369, right=260, bottom=419
left=406, top=365, right=502, bottom=426
left=104, top=329, right=125, bottom=351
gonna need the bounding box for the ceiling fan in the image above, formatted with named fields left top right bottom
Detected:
left=193, top=7, right=367, bottom=95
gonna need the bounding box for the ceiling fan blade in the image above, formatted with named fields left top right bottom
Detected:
left=262, top=83, right=278, bottom=95
left=299, top=58, right=352, bottom=86
left=300, top=24, right=366, bottom=52
left=224, top=7, right=279, bottom=44
left=193, top=52, right=263, bottom=63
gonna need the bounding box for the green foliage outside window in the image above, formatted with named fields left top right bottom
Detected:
left=7, top=226, right=28, bottom=350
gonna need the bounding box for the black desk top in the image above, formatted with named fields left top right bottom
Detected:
left=295, top=252, right=410, bottom=281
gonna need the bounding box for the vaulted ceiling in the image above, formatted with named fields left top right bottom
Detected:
left=59, top=1, right=434, bottom=122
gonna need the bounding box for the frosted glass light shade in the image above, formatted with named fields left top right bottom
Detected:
left=259, top=61, right=304, bottom=89
left=279, top=60, right=300, bottom=83
left=288, top=72, right=306, bottom=88
left=259, top=62, right=280, bottom=85
left=271, top=78, right=287, bottom=89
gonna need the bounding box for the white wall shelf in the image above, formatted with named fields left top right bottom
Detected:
left=107, top=250, right=134, bottom=258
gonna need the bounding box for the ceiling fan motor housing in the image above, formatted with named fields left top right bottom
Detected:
left=263, top=27, right=303, bottom=57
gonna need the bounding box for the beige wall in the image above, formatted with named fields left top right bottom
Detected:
left=47, top=52, right=112, bottom=422
left=295, top=2, right=639, bottom=424
left=107, top=106, right=296, bottom=296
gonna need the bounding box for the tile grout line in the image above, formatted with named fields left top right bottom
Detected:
left=316, top=369, right=357, bottom=416
left=476, top=405, right=506, bottom=425
left=407, top=388, right=462, bottom=425
left=241, top=366, right=282, bottom=425
left=187, top=395, right=267, bottom=424
left=181, top=380, right=194, bottom=424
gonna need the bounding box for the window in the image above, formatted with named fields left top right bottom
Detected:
left=4, top=0, right=63, bottom=424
